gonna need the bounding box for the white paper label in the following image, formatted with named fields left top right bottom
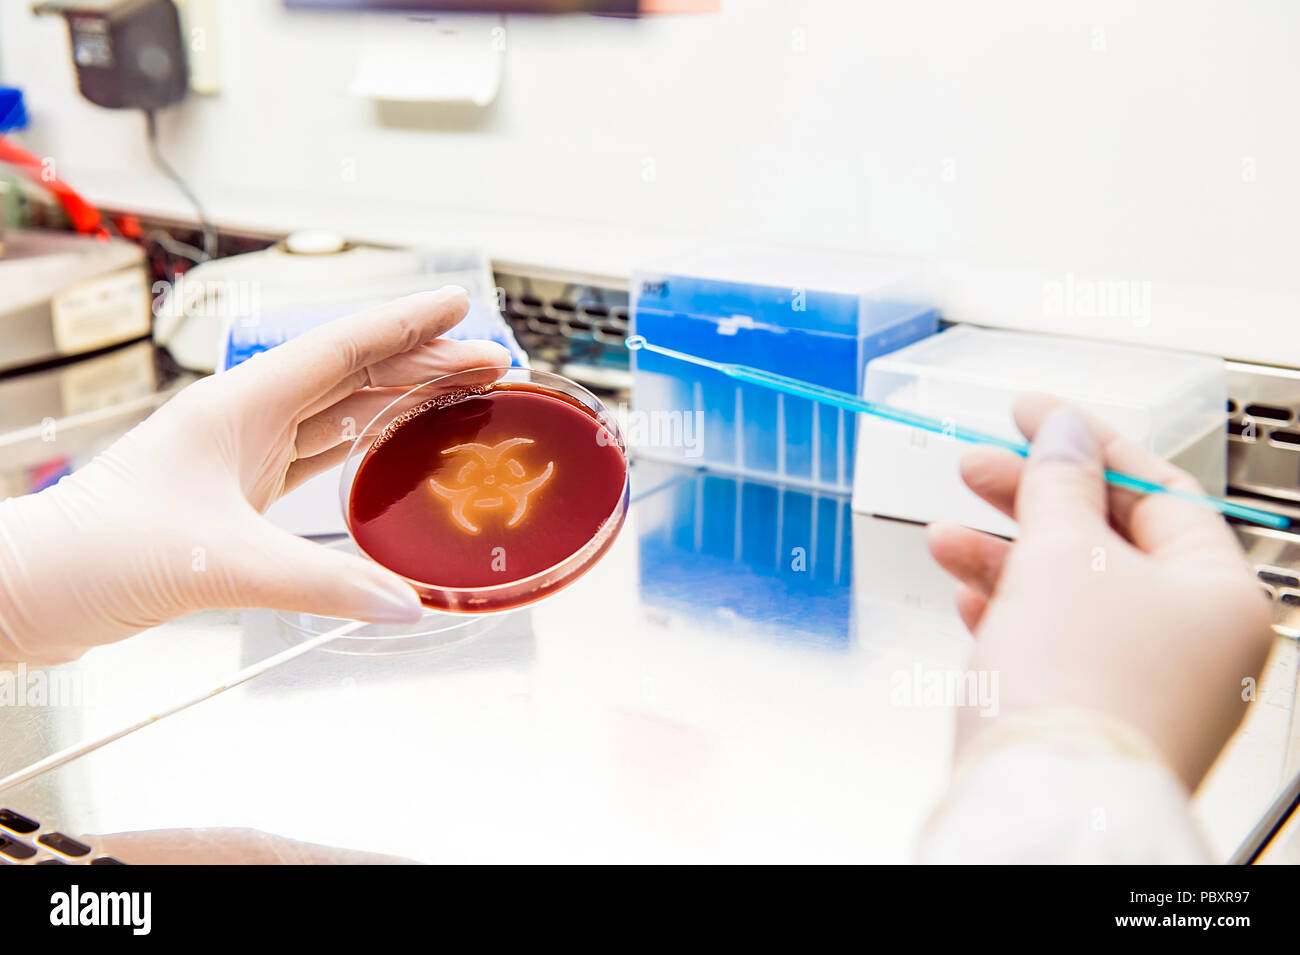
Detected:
left=50, top=268, right=151, bottom=355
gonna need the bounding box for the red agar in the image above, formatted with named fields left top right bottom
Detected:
left=348, top=383, right=627, bottom=611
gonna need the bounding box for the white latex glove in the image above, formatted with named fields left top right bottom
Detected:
left=0, top=287, right=510, bottom=664
left=93, top=828, right=412, bottom=865
left=926, top=394, right=1273, bottom=789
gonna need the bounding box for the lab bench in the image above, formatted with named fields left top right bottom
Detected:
left=0, top=453, right=1296, bottom=864
left=0, top=341, right=1297, bottom=863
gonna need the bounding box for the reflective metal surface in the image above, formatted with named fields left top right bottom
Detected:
left=1, top=458, right=1296, bottom=863
left=1227, top=361, right=1300, bottom=505
left=1237, top=523, right=1300, bottom=639
left=0, top=341, right=194, bottom=496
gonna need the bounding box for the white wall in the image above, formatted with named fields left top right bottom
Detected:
left=2, top=0, right=1298, bottom=364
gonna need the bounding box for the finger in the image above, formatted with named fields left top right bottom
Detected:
left=282, top=442, right=351, bottom=494
left=231, top=523, right=423, bottom=624
left=926, top=522, right=1011, bottom=598
left=958, top=446, right=1025, bottom=519
left=1012, top=404, right=1109, bottom=532
left=300, top=345, right=513, bottom=424
left=954, top=584, right=988, bottom=634
left=295, top=388, right=417, bottom=461
left=240, top=287, right=471, bottom=409
left=363, top=337, right=510, bottom=388
left=1012, top=393, right=1239, bottom=560
left=295, top=341, right=512, bottom=459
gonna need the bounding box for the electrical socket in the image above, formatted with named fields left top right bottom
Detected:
left=174, top=0, right=220, bottom=95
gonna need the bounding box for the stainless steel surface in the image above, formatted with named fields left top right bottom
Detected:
left=1227, top=360, right=1300, bottom=505
left=496, top=269, right=631, bottom=392
left=0, top=459, right=1295, bottom=862
left=0, top=463, right=962, bottom=862
left=0, top=341, right=194, bottom=495
left=1255, top=800, right=1300, bottom=864
left=0, top=330, right=1297, bottom=861
left=1237, top=523, right=1300, bottom=639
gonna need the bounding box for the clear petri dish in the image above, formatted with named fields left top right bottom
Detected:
left=340, top=366, right=629, bottom=613
left=273, top=539, right=505, bottom=655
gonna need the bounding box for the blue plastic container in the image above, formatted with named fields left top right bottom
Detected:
left=0, top=87, right=26, bottom=132
left=630, top=246, right=938, bottom=491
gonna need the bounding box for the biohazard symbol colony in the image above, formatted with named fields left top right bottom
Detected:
left=428, top=437, right=555, bottom=535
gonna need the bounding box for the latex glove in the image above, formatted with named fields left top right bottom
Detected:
left=0, top=288, right=509, bottom=665
left=92, top=828, right=412, bottom=865
left=926, top=394, right=1273, bottom=788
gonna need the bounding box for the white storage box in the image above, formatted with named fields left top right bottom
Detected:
left=852, top=325, right=1227, bottom=536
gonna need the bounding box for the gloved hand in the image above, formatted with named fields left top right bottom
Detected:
left=926, top=394, right=1274, bottom=788
left=0, top=287, right=509, bottom=664
left=93, top=828, right=412, bottom=865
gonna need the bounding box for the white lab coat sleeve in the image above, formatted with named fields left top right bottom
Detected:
left=916, top=711, right=1213, bottom=864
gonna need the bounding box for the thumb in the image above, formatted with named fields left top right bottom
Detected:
left=1014, top=405, right=1109, bottom=532
left=233, top=526, right=424, bottom=624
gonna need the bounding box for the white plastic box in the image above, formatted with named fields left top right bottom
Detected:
left=852, top=325, right=1227, bottom=536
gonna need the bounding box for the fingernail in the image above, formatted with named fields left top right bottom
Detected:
left=1031, top=407, right=1097, bottom=463
left=358, top=581, right=425, bottom=623
left=925, top=521, right=957, bottom=546
left=437, top=284, right=469, bottom=300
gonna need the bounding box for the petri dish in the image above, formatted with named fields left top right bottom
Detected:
left=340, top=366, right=629, bottom=613
left=273, top=539, right=503, bottom=655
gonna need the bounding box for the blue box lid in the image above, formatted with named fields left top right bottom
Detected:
left=633, top=244, right=935, bottom=337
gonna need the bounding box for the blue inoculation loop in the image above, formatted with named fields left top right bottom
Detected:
left=1100, top=470, right=1288, bottom=529
left=625, top=335, right=1291, bottom=531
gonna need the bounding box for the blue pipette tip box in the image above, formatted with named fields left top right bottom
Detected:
left=630, top=245, right=939, bottom=491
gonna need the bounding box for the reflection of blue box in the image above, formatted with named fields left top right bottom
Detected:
left=635, top=461, right=853, bottom=649
left=631, top=247, right=937, bottom=492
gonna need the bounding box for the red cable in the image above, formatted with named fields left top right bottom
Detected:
left=0, top=133, right=109, bottom=239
